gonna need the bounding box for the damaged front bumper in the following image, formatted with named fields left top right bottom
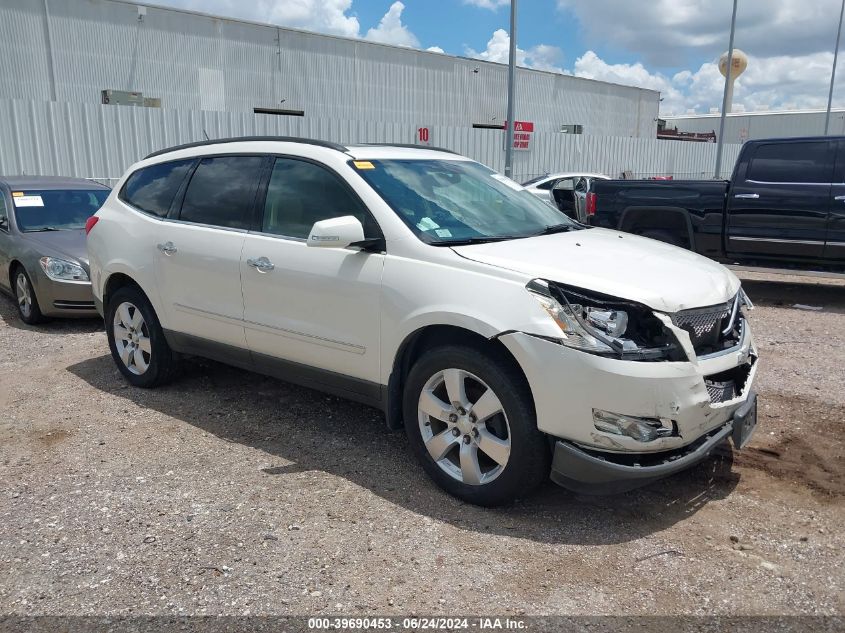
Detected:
left=497, top=315, right=758, bottom=494
left=549, top=392, right=757, bottom=494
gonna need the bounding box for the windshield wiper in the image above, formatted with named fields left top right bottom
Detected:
left=26, top=227, right=64, bottom=232
left=532, top=223, right=581, bottom=236
left=437, top=235, right=523, bottom=246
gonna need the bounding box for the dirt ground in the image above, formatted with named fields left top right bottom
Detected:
left=0, top=272, right=843, bottom=616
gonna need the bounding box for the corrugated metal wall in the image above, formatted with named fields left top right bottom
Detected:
left=664, top=110, right=845, bottom=143
left=0, top=0, right=658, bottom=137
left=0, top=98, right=744, bottom=184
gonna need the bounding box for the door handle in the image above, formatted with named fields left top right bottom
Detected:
left=246, top=256, right=274, bottom=272
left=834, top=195, right=845, bottom=201
left=734, top=193, right=759, bottom=199
left=157, top=241, right=177, bottom=255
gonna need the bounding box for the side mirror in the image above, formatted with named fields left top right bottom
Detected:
left=307, top=216, right=365, bottom=249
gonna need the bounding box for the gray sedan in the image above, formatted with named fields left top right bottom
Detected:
left=0, top=176, right=109, bottom=324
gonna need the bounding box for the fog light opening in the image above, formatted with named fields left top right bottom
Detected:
left=592, top=409, right=675, bottom=442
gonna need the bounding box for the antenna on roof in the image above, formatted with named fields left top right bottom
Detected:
left=202, top=129, right=210, bottom=141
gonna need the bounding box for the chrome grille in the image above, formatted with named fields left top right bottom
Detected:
left=673, top=308, right=730, bottom=337
left=671, top=296, right=736, bottom=354
left=672, top=304, right=731, bottom=337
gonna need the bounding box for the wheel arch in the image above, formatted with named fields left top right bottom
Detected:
left=102, top=271, right=156, bottom=317
left=8, top=259, right=25, bottom=289
left=385, top=323, right=535, bottom=431
left=618, top=206, right=695, bottom=250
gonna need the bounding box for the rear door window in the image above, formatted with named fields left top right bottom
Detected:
left=179, top=156, right=264, bottom=230
left=747, top=141, right=834, bottom=184
left=120, top=159, right=195, bottom=217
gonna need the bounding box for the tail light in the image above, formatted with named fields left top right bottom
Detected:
left=586, top=192, right=597, bottom=217
left=85, top=216, right=99, bottom=235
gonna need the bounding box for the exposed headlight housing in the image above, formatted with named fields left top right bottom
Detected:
left=527, top=279, right=681, bottom=361
left=39, top=257, right=89, bottom=282
left=592, top=409, right=676, bottom=442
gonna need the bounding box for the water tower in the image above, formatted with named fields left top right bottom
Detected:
left=718, top=49, right=748, bottom=113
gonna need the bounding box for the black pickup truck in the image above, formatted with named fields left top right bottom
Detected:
left=588, top=136, right=845, bottom=271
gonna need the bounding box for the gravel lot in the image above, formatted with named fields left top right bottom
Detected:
left=1, top=272, right=843, bottom=616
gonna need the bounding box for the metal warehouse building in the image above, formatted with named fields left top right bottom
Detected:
left=664, top=109, right=845, bottom=145
left=0, top=0, right=658, bottom=135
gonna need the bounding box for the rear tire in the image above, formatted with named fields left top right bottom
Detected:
left=13, top=267, right=47, bottom=325
left=403, top=345, right=550, bottom=506
left=106, top=285, right=177, bottom=388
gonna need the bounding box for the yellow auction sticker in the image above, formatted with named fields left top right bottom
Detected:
left=353, top=161, right=375, bottom=170
left=11, top=191, right=23, bottom=197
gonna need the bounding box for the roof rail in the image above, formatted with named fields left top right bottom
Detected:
left=353, top=143, right=459, bottom=155
left=144, top=136, right=349, bottom=160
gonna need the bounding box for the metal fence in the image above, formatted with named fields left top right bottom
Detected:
left=0, top=99, right=744, bottom=185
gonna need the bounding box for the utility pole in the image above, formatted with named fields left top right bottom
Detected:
left=825, top=0, right=845, bottom=135
left=504, top=0, right=517, bottom=178
left=714, top=0, right=738, bottom=180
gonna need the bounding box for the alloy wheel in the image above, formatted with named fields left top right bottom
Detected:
left=417, top=368, right=511, bottom=486
left=113, top=302, right=152, bottom=375
left=16, top=273, right=32, bottom=319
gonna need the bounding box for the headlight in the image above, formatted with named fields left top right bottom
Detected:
left=39, top=257, right=89, bottom=282
left=527, top=279, right=680, bottom=361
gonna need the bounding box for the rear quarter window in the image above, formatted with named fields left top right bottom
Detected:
left=119, top=159, right=195, bottom=217
left=747, top=142, right=834, bottom=184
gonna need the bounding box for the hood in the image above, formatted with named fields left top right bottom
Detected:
left=451, top=227, right=740, bottom=313
left=22, top=229, right=89, bottom=269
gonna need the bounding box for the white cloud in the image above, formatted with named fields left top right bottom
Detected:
left=557, top=0, right=844, bottom=114
left=572, top=51, right=688, bottom=114
left=525, top=44, right=565, bottom=73
left=165, top=0, right=429, bottom=50
left=462, top=0, right=509, bottom=9
left=165, top=0, right=360, bottom=37
left=426, top=46, right=445, bottom=54
left=571, top=49, right=845, bottom=116
left=557, top=0, right=842, bottom=61
left=365, top=1, right=420, bottom=48
left=466, top=29, right=564, bottom=74
left=266, top=0, right=360, bottom=37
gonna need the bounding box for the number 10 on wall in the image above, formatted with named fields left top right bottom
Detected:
left=416, top=126, right=432, bottom=146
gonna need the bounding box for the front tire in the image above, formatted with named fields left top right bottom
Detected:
left=106, top=285, right=177, bottom=388
left=14, top=267, right=47, bottom=325
left=403, top=345, right=550, bottom=506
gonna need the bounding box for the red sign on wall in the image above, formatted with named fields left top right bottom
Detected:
left=504, top=121, right=534, bottom=151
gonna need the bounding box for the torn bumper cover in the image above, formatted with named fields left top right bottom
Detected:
left=497, top=312, right=758, bottom=494
left=550, top=392, right=757, bottom=494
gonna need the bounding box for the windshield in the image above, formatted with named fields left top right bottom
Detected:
left=353, top=159, right=580, bottom=244
left=12, top=189, right=109, bottom=232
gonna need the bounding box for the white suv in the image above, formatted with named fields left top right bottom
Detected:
left=87, top=137, right=758, bottom=505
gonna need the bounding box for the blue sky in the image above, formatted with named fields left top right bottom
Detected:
left=352, top=1, right=590, bottom=64
left=160, top=0, right=845, bottom=116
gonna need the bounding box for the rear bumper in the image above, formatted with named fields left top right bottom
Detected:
left=550, top=393, right=757, bottom=494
